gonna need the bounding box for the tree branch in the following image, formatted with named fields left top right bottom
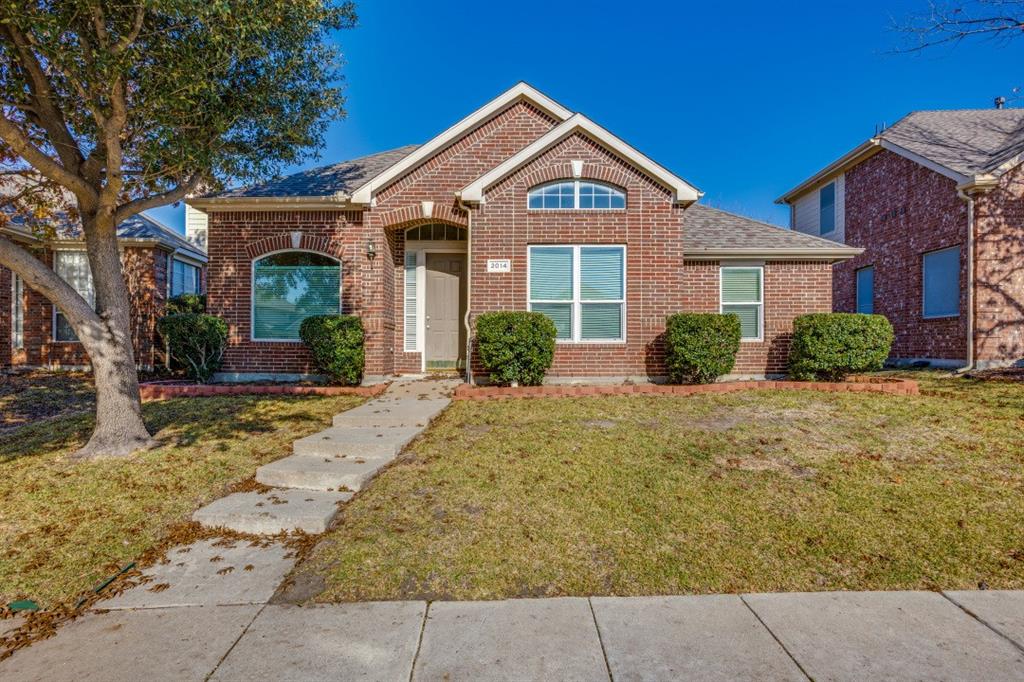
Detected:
left=0, top=114, right=96, bottom=203
left=114, top=174, right=202, bottom=224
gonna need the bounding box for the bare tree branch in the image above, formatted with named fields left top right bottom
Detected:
left=114, top=175, right=202, bottom=223
left=894, top=0, right=1024, bottom=53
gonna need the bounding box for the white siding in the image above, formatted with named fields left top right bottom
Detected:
left=791, top=174, right=844, bottom=243
left=185, top=204, right=208, bottom=252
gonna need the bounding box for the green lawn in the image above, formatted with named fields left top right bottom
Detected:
left=299, top=373, right=1024, bottom=601
left=0, top=392, right=363, bottom=608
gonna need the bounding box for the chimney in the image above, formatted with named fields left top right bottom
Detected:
left=995, top=96, right=1006, bottom=109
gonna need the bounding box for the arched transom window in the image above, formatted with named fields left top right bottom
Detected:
left=405, top=223, right=467, bottom=241
left=527, top=180, right=626, bottom=210
left=252, top=251, right=340, bottom=341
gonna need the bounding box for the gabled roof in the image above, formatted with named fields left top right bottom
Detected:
left=458, top=113, right=702, bottom=205
left=684, top=204, right=861, bottom=260
left=777, top=108, right=1024, bottom=204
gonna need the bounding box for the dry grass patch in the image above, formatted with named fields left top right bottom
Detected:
left=300, top=372, right=1024, bottom=601
left=0, top=393, right=363, bottom=608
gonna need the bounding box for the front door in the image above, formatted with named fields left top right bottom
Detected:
left=425, top=253, right=466, bottom=369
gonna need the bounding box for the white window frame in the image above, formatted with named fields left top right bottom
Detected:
left=719, top=265, right=764, bottom=343
left=250, top=249, right=343, bottom=343
left=855, top=265, right=874, bottom=315
left=527, top=180, right=626, bottom=211
left=527, top=244, right=627, bottom=344
left=52, top=249, right=94, bottom=344
left=922, top=246, right=961, bottom=320
left=11, top=272, right=24, bottom=350
left=170, top=257, right=202, bottom=298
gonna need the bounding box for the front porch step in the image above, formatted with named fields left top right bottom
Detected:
left=332, top=399, right=450, bottom=428
left=291, top=426, right=421, bottom=458
left=256, top=453, right=392, bottom=492
left=192, top=489, right=351, bottom=535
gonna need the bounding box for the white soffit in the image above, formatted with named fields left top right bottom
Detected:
left=459, top=114, right=703, bottom=204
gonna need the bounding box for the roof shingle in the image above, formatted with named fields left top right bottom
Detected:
left=684, top=204, right=854, bottom=254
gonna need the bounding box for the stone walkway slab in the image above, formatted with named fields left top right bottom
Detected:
left=291, top=425, right=421, bottom=458
left=744, top=590, right=1024, bottom=681
left=0, top=605, right=258, bottom=682
left=945, top=590, right=1024, bottom=650
left=193, top=489, right=351, bottom=534
left=333, top=398, right=450, bottom=428
left=257, top=453, right=390, bottom=492
left=103, top=539, right=294, bottom=610
left=413, top=598, right=608, bottom=681
left=592, top=595, right=805, bottom=681
left=210, top=602, right=426, bottom=681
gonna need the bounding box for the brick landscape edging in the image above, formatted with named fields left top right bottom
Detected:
left=139, top=382, right=389, bottom=401
left=453, top=377, right=919, bottom=401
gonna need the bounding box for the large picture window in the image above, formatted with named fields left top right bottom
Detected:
left=252, top=251, right=341, bottom=341
left=528, top=245, right=625, bottom=342
left=721, top=266, right=763, bottom=341
left=53, top=250, right=95, bottom=342
left=922, top=246, right=960, bottom=318
left=171, top=258, right=201, bottom=297
left=528, top=180, right=626, bottom=210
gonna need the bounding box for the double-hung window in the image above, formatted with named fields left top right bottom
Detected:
left=53, top=250, right=95, bottom=342
left=856, top=266, right=874, bottom=314
left=252, top=251, right=341, bottom=341
left=11, top=273, right=24, bottom=350
left=528, top=245, right=625, bottom=342
left=721, top=266, right=763, bottom=341
left=171, top=258, right=201, bottom=297
left=922, top=246, right=960, bottom=318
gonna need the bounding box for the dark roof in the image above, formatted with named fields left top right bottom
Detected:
left=684, top=204, right=855, bottom=254
left=214, top=145, right=420, bottom=198
left=878, top=109, right=1024, bottom=177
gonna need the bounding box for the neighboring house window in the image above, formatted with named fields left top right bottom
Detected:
left=721, top=266, right=763, bottom=341
left=12, top=273, right=24, bottom=350
left=528, top=245, right=626, bottom=342
left=856, top=266, right=874, bottom=314
left=922, top=246, right=960, bottom=318
left=528, top=181, right=626, bottom=210
left=252, top=251, right=340, bottom=341
left=171, top=258, right=201, bottom=297
left=53, top=250, right=95, bottom=342
left=819, top=182, right=836, bottom=235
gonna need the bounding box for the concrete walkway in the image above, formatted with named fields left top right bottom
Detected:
left=3, top=590, right=1023, bottom=680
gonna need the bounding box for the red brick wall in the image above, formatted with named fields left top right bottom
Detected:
left=681, top=260, right=833, bottom=375
left=974, top=163, right=1024, bottom=365
left=838, top=149, right=968, bottom=361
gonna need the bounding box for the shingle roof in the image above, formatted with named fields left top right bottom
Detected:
left=214, top=145, right=420, bottom=198
left=878, top=109, right=1024, bottom=177
left=684, top=204, right=856, bottom=255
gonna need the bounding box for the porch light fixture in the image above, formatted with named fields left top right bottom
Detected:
left=366, top=239, right=377, bottom=260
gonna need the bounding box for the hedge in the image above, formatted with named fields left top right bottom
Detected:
left=788, top=313, right=894, bottom=381
left=166, top=293, right=206, bottom=315
left=475, top=311, right=557, bottom=386
left=664, top=313, right=742, bottom=384
left=298, top=315, right=365, bottom=386
left=156, top=313, right=228, bottom=383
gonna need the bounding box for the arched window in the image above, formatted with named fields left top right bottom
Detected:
left=252, top=251, right=340, bottom=341
left=527, top=180, right=626, bottom=210
left=405, top=223, right=467, bottom=241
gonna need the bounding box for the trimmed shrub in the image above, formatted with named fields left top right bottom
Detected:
left=664, top=313, right=742, bottom=384
left=166, top=293, right=206, bottom=315
left=475, top=311, right=557, bottom=386
left=156, top=313, right=228, bottom=382
left=788, top=313, right=894, bottom=381
left=298, top=315, right=365, bottom=386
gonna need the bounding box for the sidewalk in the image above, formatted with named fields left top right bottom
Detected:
left=2, top=590, right=1023, bottom=680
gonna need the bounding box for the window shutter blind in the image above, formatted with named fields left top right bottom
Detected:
left=856, top=267, right=874, bottom=314
left=581, top=303, right=622, bottom=340
left=54, top=251, right=95, bottom=342
left=580, top=247, right=624, bottom=300
left=923, top=248, right=959, bottom=317
left=531, top=303, right=572, bottom=339
left=721, top=269, right=761, bottom=303
left=404, top=252, right=417, bottom=351
left=529, top=247, right=573, bottom=300
left=253, top=265, right=340, bottom=340
left=819, top=183, right=836, bottom=234
left=722, top=305, right=760, bottom=338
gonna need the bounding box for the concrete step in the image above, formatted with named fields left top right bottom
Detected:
left=334, top=399, right=449, bottom=428
left=193, top=489, right=351, bottom=535
left=291, top=425, right=421, bottom=458
left=256, top=454, right=391, bottom=492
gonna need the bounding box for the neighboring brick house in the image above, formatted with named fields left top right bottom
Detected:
left=1, top=213, right=207, bottom=372
left=188, top=83, right=857, bottom=383
left=778, top=108, right=1024, bottom=369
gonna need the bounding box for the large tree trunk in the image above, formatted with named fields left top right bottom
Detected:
left=72, top=211, right=154, bottom=458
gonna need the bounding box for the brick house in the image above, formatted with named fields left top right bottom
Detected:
left=1, top=213, right=207, bottom=372
left=187, top=83, right=857, bottom=383
left=778, top=108, right=1024, bottom=369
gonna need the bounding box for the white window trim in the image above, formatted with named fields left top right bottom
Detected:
left=526, top=180, right=626, bottom=211
left=922, top=246, right=961, bottom=320
left=720, top=265, right=764, bottom=343
left=855, top=265, right=874, bottom=315
left=250, top=249, right=343, bottom=343
left=526, top=244, right=627, bottom=344
left=11, top=273, right=24, bottom=350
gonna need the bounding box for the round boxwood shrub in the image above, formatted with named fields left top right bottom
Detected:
left=664, top=313, right=742, bottom=384
left=156, top=313, right=228, bottom=383
left=165, top=293, right=206, bottom=315
left=788, top=313, right=894, bottom=381
left=298, top=315, right=365, bottom=386
left=475, top=311, right=557, bottom=386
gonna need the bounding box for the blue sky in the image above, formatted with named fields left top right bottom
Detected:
left=149, top=0, right=1024, bottom=231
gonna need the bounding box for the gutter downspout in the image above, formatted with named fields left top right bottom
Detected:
left=457, top=197, right=473, bottom=385
left=956, top=190, right=975, bottom=374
